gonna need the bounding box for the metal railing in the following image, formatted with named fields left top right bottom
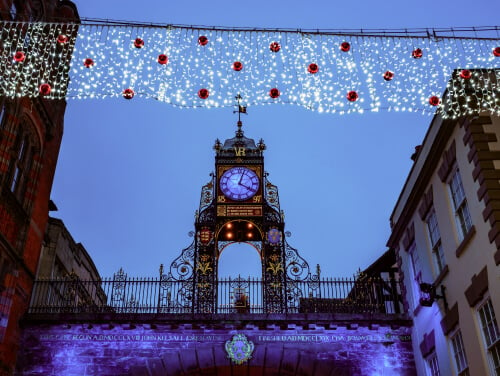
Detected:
left=28, top=276, right=403, bottom=315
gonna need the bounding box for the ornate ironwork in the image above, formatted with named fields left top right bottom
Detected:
left=263, top=177, right=280, bottom=213
left=198, top=177, right=215, bottom=213
left=28, top=276, right=403, bottom=315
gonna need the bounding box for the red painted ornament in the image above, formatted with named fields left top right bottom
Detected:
left=39, top=83, right=51, bottom=95
left=157, top=54, right=168, bottom=65
left=269, top=88, right=280, bottom=98
left=383, top=70, right=394, bottom=81
left=232, top=61, right=243, bottom=71
left=198, top=88, right=209, bottom=99
left=269, top=42, right=281, bottom=52
left=493, top=47, right=500, bottom=57
left=57, top=34, right=68, bottom=44
left=412, top=48, right=423, bottom=59
left=13, top=51, right=25, bottom=62
left=429, top=96, right=440, bottom=106
left=460, top=69, right=472, bottom=79
left=198, top=36, right=208, bottom=46
left=134, top=38, right=144, bottom=48
left=340, top=42, right=351, bottom=52
left=122, top=88, right=135, bottom=99
left=308, top=63, right=319, bottom=74
left=83, top=58, right=94, bottom=68
left=346, top=91, right=359, bottom=102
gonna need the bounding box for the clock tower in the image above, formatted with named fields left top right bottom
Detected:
left=160, top=110, right=318, bottom=314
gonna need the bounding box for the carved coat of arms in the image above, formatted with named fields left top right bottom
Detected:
left=225, top=333, right=254, bottom=364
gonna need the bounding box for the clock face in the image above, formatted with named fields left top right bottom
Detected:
left=220, top=167, right=260, bottom=201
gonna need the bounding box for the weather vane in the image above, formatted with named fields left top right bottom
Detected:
left=233, top=94, right=247, bottom=124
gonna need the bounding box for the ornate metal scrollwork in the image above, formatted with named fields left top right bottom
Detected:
left=199, top=178, right=214, bottom=213
left=264, top=177, right=280, bottom=212
left=166, top=242, right=195, bottom=281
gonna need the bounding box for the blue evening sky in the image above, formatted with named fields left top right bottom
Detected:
left=51, top=0, right=499, bottom=278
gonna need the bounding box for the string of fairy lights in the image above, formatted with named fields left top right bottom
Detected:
left=0, top=20, right=499, bottom=118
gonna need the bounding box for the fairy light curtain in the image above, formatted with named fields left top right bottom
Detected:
left=0, top=21, right=499, bottom=117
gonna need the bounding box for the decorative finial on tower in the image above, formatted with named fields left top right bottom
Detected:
left=233, top=94, right=247, bottom=137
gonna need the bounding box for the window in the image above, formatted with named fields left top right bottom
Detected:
left=407, top=241, right=422, bottom=309
left=427, top=352, right=441, bottom=376
left=10, top=2, right=17, bottom=19
left=449, top=167, right=472, bottom=239
left=426, top=209, right=446, bottom=274
left=477, top=298, right=500, bottom=375
left=0, top=103, right=5, bottom=129
left=7, top=121, right=37, bottom=205
left=450, top=329, right=469, bottom=376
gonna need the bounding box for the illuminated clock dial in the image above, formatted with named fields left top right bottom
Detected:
left=220, top=167, right=260, bottom=201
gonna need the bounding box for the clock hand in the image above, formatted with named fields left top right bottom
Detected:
left=238, top=174, right=244, bottom=185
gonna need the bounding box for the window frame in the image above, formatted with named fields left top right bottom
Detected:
left=425, top=208, right=446, bottom=275
left=407, top=241, right=422, bottom=309
left=426, top=351, right=441, bottom=376
left=448, top=166, right=472, bottom=240
left=476, top=297, right=500, bottom=375
left=449, top=328, right=470, bottom=376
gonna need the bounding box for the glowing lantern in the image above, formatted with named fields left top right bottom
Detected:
left=308, top=63, right=319, bottom=74
left=39, top=83, right=51, bottom=95
left=429, top=96, right=440, bottom=106
left=383, top=70, right=394, bottom=81
left=198, top=88, right=209, bottom=99
left=83, top=58, right=94, bottom=68
left=269, top=88, right=280, bottom=98
left=340, top=42, right=351, bottom=52
left=13, top=51, right=25, bottom=62
left=157, top=54, right=168, bottom=65
left=122, top=88, right=135, bottom=99
left=412, top=48, right=423, bottom=58
left=347, top=91, right=359, bottom=102
left=134, top=38, right=144, bottom=48
left=198, top=36, right=208, bottom=46
left=269, top=42, right=281, bottom=52
left=232, top=61, right=243, bottom=71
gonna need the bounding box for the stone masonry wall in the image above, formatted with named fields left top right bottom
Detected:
left=16, top=320, right=416, bottom=375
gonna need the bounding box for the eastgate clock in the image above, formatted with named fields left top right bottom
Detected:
left=220, top=167, right=260, bottom=201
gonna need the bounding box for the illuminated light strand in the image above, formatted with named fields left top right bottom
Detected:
left=0, top=21, right=499, bottom=118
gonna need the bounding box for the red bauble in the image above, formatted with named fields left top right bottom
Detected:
left=122, top=88, right=135, bottom=99
left=57, top=34, right=68, bottom=44
left=232, top=61, right=243, bottom=71
left=269, top=88, right=280, bottom=98
left=429, top=96, right=440, bottom=106
left=346, top=91, right=358, bottom=102
left=83, top=58, right=94, bottom=68
left=340, top=42, right=351, bottom=52
left=383, top=70, right=394, bottom=81
left=39, top=83, right=51, bottom=95
left=308, top=63, right=319, bottom=74
left=269, top=42, right=281, bottom=52
left=493, top=47, right=500, bottom=57
left=460, top=69, right=472, bottom=79
left=198, top=88, right=209, bottom=99
left=412, top=48, right=423, bottom=59
left=158, top=54, right=168, bottom=65
left=13, top=51, right=25, bottom=62
left=134, top=38, right=144, bottom=48
left=198, top=36, right=208, bottom=46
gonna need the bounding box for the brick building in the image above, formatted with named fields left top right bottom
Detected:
left=0, top=1, right=78, bottom=373
left=388, top=70, right=500, bottom=375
